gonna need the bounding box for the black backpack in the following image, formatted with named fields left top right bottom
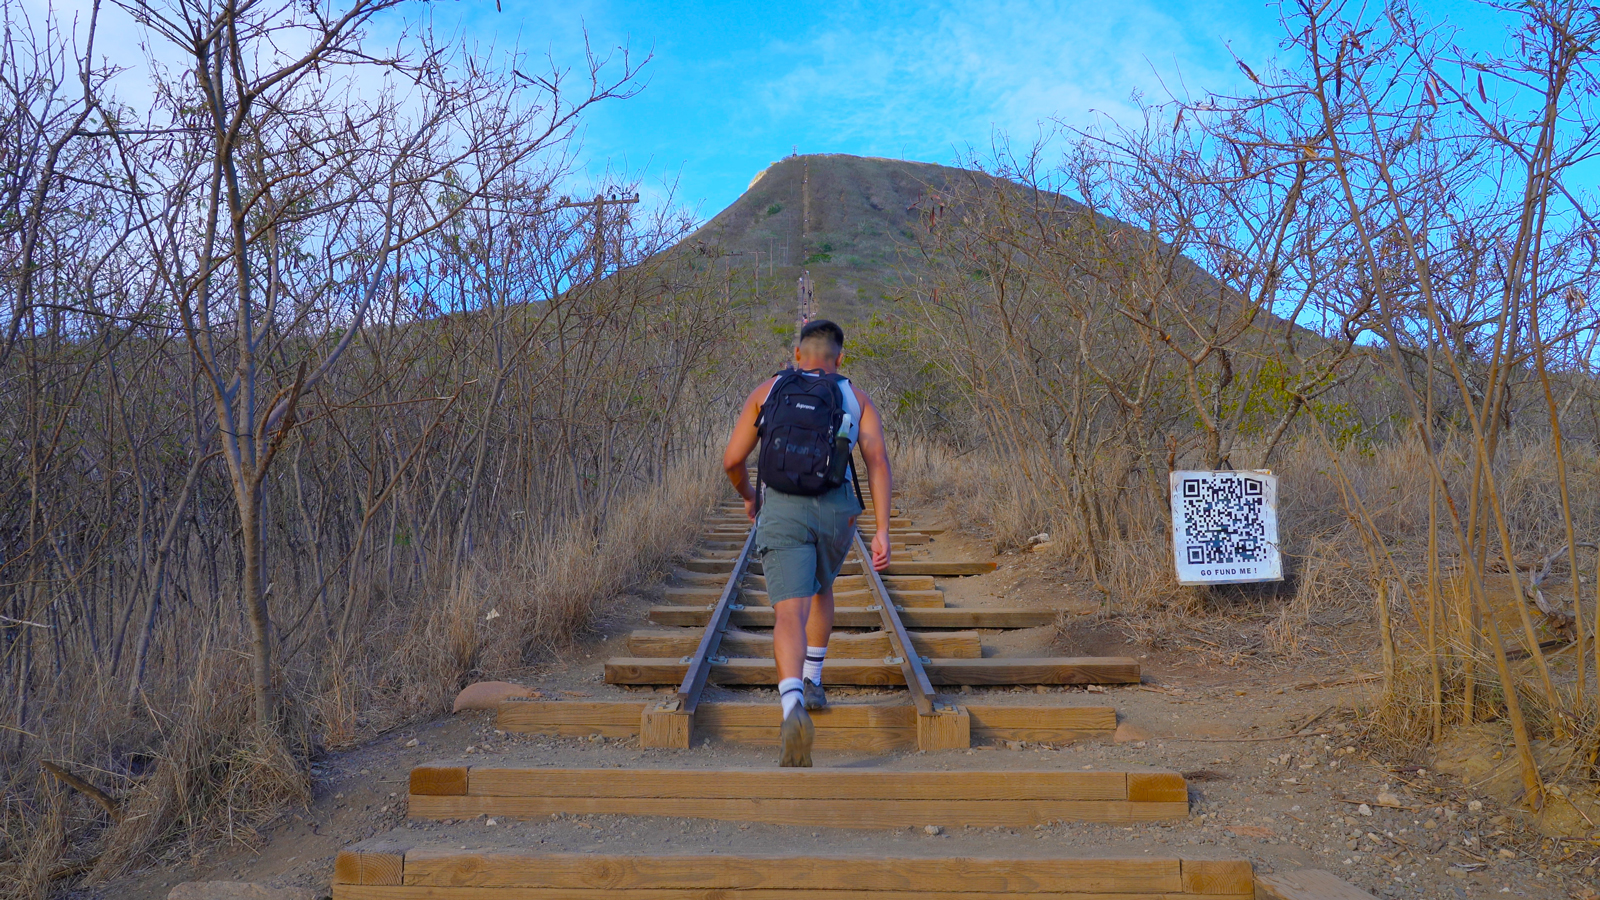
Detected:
left=756, top=369, right=864, bottom=502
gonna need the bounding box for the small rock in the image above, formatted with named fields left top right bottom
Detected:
left=453, top=681, right=536, bottom=712
left=168, top=884, right=316, bottom=900
left=1377, top=791, right=1403, bottom=808
left=1005, top=740, right=1025, bottom=751
left=1114, top=722, right=1151, bottom=743
left=1357, top=804, right=1373, bottom=817
left=924, top=824, right=943, bottom=835
left=1424, top=819, right=1438, bottom=830
left=1085, top=684, right=1106, bottom=694
left=486, top=818, right=497, bottom=826
left=404, top=738, right=419, bottom=748
left=1498, top=848, right=1515, bottom=859
left=1468, top=800, right=1484, bottom=812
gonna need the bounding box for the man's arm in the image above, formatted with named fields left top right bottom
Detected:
left=723, top=379, right=773, bottom=521
left=853, top=386, right=893, bottom=571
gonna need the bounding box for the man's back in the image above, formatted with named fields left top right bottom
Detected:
left=721, top=319, right=894, bottom=767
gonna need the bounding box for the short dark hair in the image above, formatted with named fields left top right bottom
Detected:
left=798, top=319, right=844, bottom=358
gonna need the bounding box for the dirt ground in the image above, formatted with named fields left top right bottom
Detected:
left=89, top=510, right=1600, bottom=900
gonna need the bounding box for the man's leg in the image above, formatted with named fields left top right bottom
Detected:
left=773, top=594, right=815, bottom=767
left=802, top=587, right=833, bottom=709
left=773, top=595, right=811, bottom=683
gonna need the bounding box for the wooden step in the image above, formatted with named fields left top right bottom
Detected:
left=404, top=765, right=1189, bottom=828
left=745, top=573, right=938, bottom=591
left=333, top=846, right=1251, bottom=898
left=668, top=572, right=938, bottom=592
left=604, top=656, right=1139, bottom=686
left=882, top=560, right=996, bottom=575
left=649, top=605, right=1056, bottom=629
left=706, top=540, right=915, bottom=553
left=709, top=515, right=910, bottom=526
left=659, top=586, right=934, bottom=605
left=626, top=628, right=983, bottom=658
left=742, top=589, right=943, bottom=607
left=685, top=559, right=996, bottom=577
left=706, top=524, right=940, bottom=536
left=496, top=699, right=1117, bottom=746
left=662, top=587, right=944, bottom=607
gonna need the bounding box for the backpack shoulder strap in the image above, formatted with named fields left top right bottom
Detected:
left=757, top=370, right=798, bottom=434
left=850, top=455, right=865, bottom=511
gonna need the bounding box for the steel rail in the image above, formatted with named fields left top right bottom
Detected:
left=854, top=531, right=937, bottom=715
left=674, top=525, right=758, bottom=714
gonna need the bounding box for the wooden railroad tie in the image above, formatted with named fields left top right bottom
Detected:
left=496, top=698, right=1117, bottom=748
left=332, top=846, right=1254, bottom=898
left=648, top=604, right=1057, bottom=629
left=626, top=627, right=983, bottom=658
left=603, top=656, right=1140, bottom=687
left=332, top=849, right=1252, bottom=898
left=661, top=586, right=947, bottom=607
left=669, top=570, right=936, bottom=590
left=403, top=765, right=1190, bottom=828
left=681, top=558, right=997, bottom=576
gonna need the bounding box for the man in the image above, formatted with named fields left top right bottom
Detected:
left=722, top=319, right=893, bottom=767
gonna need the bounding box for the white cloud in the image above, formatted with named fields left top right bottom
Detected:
left=739, top=0, right=1268, bottom=163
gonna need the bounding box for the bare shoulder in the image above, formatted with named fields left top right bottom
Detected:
left=743, top=376, right=779, bottom=410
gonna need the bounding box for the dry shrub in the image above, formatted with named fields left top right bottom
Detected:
left=893, top=432, right=1599, bottom=662
left=1, top=452, right=725, bottom=898
left=901, top=423, right=1600, bottom=798
left=87, top=650, right=311, bottom=882
left=463, top=453, right=725, bottom=676
left=2, top=640, right=312, bottom=900
left=312, top=451, right=725, bottom=748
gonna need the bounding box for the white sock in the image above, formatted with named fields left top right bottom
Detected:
left=803, top=646, right=828, bottom=684
left=779, top=677, right=804, bottom=718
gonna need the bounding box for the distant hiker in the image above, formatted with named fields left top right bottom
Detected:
left=722, top=319, right=893, bottom=767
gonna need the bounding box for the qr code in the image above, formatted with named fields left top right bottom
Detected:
left=1179, top=476, right=1268, bottom=565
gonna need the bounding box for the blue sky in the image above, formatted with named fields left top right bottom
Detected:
left=425, top=0, right=1507, bottom=220
left=38, top=0, right=1512, bottom=221
left=467, top=0, right=1282, bottom=215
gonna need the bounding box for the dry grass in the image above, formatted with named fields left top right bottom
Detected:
left=894, top=433, right=1600, bottom=760
left=0, top=452, right=724, bottom=899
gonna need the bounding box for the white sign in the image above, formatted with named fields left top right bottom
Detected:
left=1169, top=470, right=1282, bottom=585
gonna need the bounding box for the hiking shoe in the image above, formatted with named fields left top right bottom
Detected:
left=802, top=677, right=827, bottom=711
left=778, top=705, right=814, bottom=767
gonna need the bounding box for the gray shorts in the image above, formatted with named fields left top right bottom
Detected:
left=754, top=482, right=865, bottom=604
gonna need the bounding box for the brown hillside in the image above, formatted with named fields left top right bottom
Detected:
left=686, top=154, right=1025, bottom=322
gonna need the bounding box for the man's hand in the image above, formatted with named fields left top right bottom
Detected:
left=871, top=530, right=891, bottom=571
left=743, top=491, right=761, bottom=522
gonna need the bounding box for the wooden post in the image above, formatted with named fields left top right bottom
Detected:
left=916, top=704, right=969, bottom=750
left=641, top=699, right=692, bottom=749
left=333, top=841, right=408, bottom=885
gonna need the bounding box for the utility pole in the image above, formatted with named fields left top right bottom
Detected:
left=796, top=270, right=815, bottom=344
left=552, top=192, right=640, bottom=280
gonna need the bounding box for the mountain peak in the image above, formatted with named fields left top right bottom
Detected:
left=689, top=154, right=981, bottom=321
